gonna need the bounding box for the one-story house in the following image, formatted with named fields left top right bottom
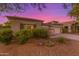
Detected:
left=6, top=16, right=79, bottom=34
left=6, top=16, right=43, bottom=32
left=6, top=16, right=63, bottom=34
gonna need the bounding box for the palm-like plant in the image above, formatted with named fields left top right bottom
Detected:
left=64, top=3, right=79, bottom=22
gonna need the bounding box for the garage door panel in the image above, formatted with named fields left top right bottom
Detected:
left=54, top=28, right=61, bottom=34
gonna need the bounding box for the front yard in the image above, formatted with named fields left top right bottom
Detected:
left=0, top=28, right=79, bottom=56
left=0, top=38, right=79, bottom=56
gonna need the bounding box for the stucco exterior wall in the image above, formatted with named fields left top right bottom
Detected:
left=63, top=23, right=72, bottom=33
left=11, top=22, right=20, bottom=32
left=41, top=25, right=49, bottom=30
left=8, top=18, right=42, bottom=32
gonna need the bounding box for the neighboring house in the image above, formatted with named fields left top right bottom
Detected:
left=6, top=16, right=43, bottom=32
left=62, top=21, right=79, bottom=33
left=62, top=21, right=75, bottom=33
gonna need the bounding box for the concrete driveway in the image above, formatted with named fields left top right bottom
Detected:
left=50, top=33, right=79, bottom=41
left=61, top=34, right=79, bottom=41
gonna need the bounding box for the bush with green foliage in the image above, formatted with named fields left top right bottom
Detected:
left=0, top=29, right=13, bottom=45
left=15, top=29, right=33, bottom=44
left=32, top=28, right=49, bottom=39
left=57, top=37, right=66, bottom=44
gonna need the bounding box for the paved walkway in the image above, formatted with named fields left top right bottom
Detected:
left=50, top=33, right=79, bottom=41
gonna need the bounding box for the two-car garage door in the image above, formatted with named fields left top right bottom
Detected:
left=54, top=28, right=61, bottom=34
left=49, top=27, right=61, bottom=35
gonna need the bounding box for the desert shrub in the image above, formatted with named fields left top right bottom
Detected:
left=56, top=37, right=66, bottom=44
left=0, top=29, right=13, bottom=45
left=15, top=29, right=33, bottom=44
left=32, top=28, right=49, bottom=39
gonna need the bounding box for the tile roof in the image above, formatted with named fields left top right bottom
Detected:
left=62, top=21, right=76, bottom=25
left=6, top=16, right=43, bottom=22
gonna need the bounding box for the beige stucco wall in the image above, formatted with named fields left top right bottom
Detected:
left=11, top=22, right=20, bottom=32
left=41, top=25, right=49, bottom=30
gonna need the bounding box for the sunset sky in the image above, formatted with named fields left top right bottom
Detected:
left=0, top=3, right=76, bottom=24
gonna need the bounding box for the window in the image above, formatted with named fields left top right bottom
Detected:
left=33, top=24, right=37, bottom=28
left=20, top=24, right=37, bottom=30
left=20, top=23, right=25, bottom=30
left=27, top=25, right=32, bottom=29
